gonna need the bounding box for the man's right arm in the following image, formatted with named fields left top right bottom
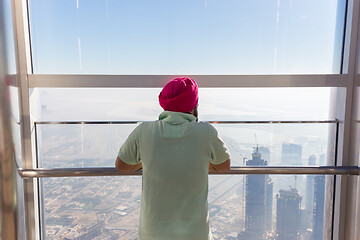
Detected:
left=209, top=159, right=231, bottom=172
left=116, top=124, right=142, bottom=171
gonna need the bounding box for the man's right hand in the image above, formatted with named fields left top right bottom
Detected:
left=115, top=156, right=142, bottom=172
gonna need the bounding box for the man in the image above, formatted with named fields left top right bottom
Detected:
left=115, top=77, right=230, bottom=240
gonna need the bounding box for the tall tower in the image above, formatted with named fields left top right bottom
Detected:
left=276, top=188, right=302, bottom=240
left=257, top=146, right=272, bottom=231
left=265, top=175, right=273, bottom=232
left=258, top=146, right=270, bottom=164
left=281, top=143, right=302, bottom=166
left=313, top=175, right=325, bottom=240
left=239, top=147, right=273, bottom=239
left=319, top=153, right=326, bottom=165
left=305, top=155, right=316, bottom=231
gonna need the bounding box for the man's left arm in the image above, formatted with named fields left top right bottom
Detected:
left=208, top=125, right=231, bottom=172
left=209, top=159, right=230, bottom=172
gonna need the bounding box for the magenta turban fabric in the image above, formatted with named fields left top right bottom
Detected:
left=159, top=77, right=198, bottom=113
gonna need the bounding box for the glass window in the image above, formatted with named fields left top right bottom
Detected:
left=36, top=122, right=335, bottom=168
left=16, top=174, right=26, bottom=240
left=36, top=124, right=137, bottom=168
left=33, top=88, right=335, bottom=168
left=9, top=86, right=20, bottom=123
left=30, top=88, right=332, bottom=122
left=41, top=175, right=331, bottom=239
left=41, top=176, right=142, bottom=239
left=12, top=123, right=22, bottom=167
left=4, top=0, right=17, bottom=74
left=28, top=0, right=346, bottom=74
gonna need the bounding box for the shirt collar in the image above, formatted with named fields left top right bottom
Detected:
left=159, top=111, right=196, bottom=124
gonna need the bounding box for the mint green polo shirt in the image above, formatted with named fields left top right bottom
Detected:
left=118, top=111, right=230, bottom=240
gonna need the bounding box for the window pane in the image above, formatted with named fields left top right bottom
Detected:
left=33, top=88, right=335, bottom=168
left=4, top=0, right=17, bottom=74
left=28, top=0, right=346, bottom=74
left=36, top=123, right=335, bottom=169
left=41, top=176, right=142, bottom=239
left=12, top=122, right=22, bottom=167
left=30, top=88, right=332, bottom=122
left=41, top=175, right=331, bottom=239
left=36, top=124, right=136, bottom=168
left=16, top=173, right=26, bottom=240
left=10, top=86, right=20, bottom=123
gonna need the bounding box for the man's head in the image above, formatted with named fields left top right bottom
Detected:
left=158, top=77, right=198, bottom=115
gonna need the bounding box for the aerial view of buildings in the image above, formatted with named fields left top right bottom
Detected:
left=38, top=123, right=329, bottom=239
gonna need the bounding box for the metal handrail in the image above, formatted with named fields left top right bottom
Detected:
left=19, top=166, right=360, bottom=179
left=34, top=120, right=338, bottom=125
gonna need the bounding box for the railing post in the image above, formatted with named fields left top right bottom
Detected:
left=11, top=0, right=39, bottom=238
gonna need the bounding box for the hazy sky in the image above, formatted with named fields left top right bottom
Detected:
left=31, top=87, right=332, bottom=122
left=28, top=0, right=346, bottom=74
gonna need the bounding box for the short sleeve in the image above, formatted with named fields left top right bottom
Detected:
left=118, top=124, right=142, bottom=165
left=209, top=124, right=230, bottom=164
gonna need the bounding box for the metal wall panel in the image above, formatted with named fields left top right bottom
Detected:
left=0, top=0, right=19, bottom=238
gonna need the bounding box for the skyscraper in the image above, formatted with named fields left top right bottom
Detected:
left=319, top=153, right=326, bottom=165
left=276, top=188, right=302, bottom=240
left=305, top=155, right=316, bottom=231
left=258, top=146, right=270, bottom=164
left=238, top=147, right=273, bottom=239
left=258, top=147, right=272, bottom=231
left=265, top=175, right=273, bottom=232
left=281, top=143, right=302, bottom=166
left=313, top=175, right=325, bottom=240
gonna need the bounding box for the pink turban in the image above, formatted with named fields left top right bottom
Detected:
left=159, top=77, right=198, bottom=113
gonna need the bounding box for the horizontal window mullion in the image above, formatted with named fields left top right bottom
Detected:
left=28, top=74, right=348, bottom=88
